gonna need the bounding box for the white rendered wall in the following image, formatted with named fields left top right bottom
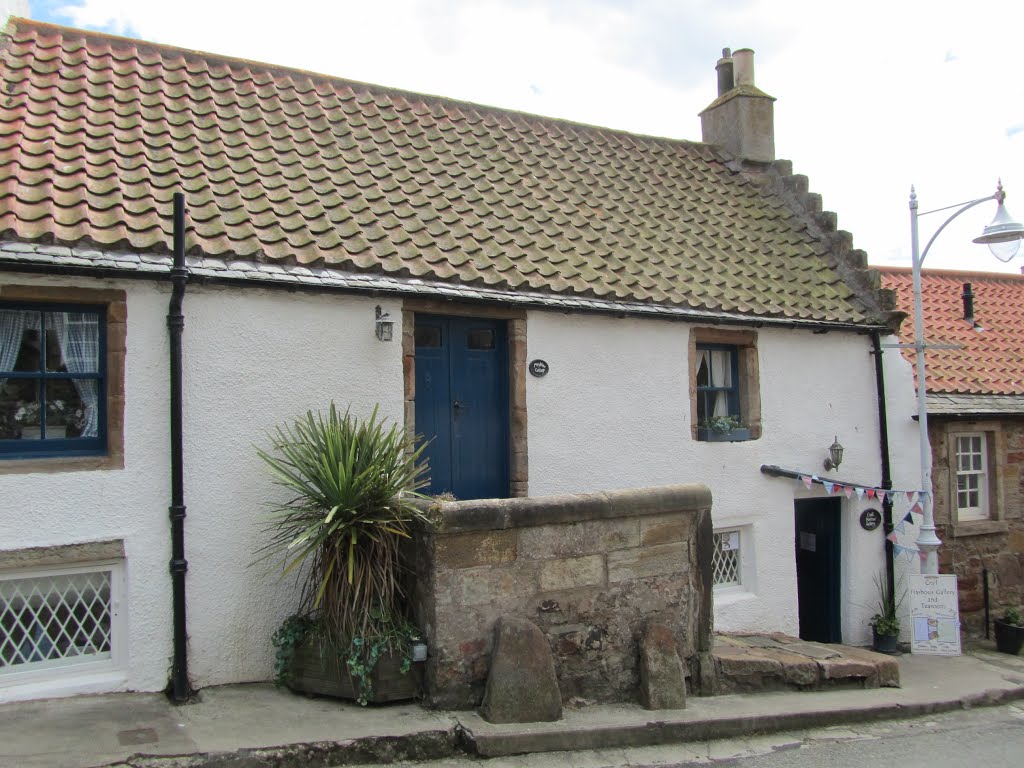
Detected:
left=0, top=274, right=404, bottom=698
left=526, top=310, right=920, bottom=644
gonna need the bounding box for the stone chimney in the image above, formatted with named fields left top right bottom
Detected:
left=699, top=47, right=776, bottom=164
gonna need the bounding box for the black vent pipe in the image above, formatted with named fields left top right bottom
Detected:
left=168, top=193, right=192, bottom=703
left=871, top=332, right=896, bottom=617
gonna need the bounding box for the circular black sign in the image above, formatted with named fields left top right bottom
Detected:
left=529, top=359, right=550, bottom=377
left=860, top=508, right=882, bottom=532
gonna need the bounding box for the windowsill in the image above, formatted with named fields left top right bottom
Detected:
left=949, top=519, right=1008, bottom=538
left=0, top=667, right=127, bottom=704
left=0, top=452, right=123, bottom=475
left=698, top=427, right=753, bottom=443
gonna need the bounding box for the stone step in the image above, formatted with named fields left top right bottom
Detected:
left=712, top=634, right=900, bottom=694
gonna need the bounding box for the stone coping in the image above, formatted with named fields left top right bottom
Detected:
left=0, top=539, right=125, bottom=572
left=424, top=484, right=712, bottom=534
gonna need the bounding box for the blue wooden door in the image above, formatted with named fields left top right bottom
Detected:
left=414, top=315, right=509, bottom=500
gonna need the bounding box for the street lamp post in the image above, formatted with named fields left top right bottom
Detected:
left=910, top=181, right=1024, bottom=575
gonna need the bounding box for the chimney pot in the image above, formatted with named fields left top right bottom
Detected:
left=715, top=49, right=734, bottom=96
left=733, top=48, right=755, bottom=86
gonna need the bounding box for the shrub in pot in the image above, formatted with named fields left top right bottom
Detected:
left=257, top=403, right=432, bottom=704
left=869, top=572, right=905, bottom=654
left=994, top=606, right=1024, bottom=656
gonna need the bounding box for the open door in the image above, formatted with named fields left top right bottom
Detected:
left=794, top=498, right=842, bottom=643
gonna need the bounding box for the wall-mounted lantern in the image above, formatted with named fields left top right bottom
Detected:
left=375, top=305, right=394, bottom=342
left=823, top=436, right=844, bottom=472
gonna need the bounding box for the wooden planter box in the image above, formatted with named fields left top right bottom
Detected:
left=994, top=620, right=1024, bottom=656
left=287, top=638, right=424, bottom=703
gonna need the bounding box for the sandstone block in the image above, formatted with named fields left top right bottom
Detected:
left=641, top=515, right=690, bottom=546
left=436, top=530, right=517, bottom=569
left=480, top=617, right=562, bottom=723
left=818, top=657, right=879, bottom=687
left=608, top=542, right=688, bottom=583
left=539, top=555, right=605, bottom=591
left=520, top=519, right=639, bottom=559
left=639, top=623, right=687, bottom=710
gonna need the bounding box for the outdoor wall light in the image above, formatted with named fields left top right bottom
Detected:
left=823, top=436, right=844, bottom=472
left=375, top=305, right=394, bottom=342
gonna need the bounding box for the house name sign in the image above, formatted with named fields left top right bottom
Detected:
left=859, top=508, right=882, bottom=531
left=529, top=359, right=549, bottom=377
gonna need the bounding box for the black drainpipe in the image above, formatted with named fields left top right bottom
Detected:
left=168, top=192, right=192, bottom=703
left=871, top=332, right=896, bottom=612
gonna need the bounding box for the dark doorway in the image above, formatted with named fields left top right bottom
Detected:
left=794, top=498, right=842, bottom=643
left=414, top=314, right=509, bottom=500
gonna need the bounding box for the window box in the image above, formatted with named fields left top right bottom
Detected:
left=698, top=426, right=751, bottom=442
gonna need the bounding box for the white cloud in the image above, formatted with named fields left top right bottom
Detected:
left=29, top=0, right=1024, bottom=272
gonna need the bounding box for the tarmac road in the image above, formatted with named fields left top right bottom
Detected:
left=395, top=702, right=1024, bottom=768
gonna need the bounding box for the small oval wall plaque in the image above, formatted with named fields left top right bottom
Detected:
left=529, top=359, right=549, bottom=377
left=860, top=508, right=882, bottom=532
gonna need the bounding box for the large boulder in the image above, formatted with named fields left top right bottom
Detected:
left=639, top=622, right=687, bottom=710
left=480, top=616, right=562, bottom=723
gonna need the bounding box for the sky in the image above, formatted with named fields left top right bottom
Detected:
left=14, top=0, right=1024, bottom=274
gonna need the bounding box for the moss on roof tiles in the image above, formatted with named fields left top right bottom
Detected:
left=0, top=18, right=882, bottom=324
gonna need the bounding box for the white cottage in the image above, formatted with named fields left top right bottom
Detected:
left=0, top=20, right=920, bottom=703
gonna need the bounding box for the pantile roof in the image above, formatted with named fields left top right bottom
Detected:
left=0, top=18, right=886, bottom=326
left=879, top=267, right=1024, bottom=396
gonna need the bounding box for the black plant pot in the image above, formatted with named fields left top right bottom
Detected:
left=872, top=627, right=900, bottom=655
left=994, top=620, right=1024, bottom=655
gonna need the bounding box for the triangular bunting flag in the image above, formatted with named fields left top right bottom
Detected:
left=823, top=481, right=835, bottom=495
left=866, top=489, right=876, bottom=500
left=907, top=548, right=917, bottom=563
left=844, top=485, right=854, bottom=499
left=855, top=486, right=865, bottom=500
left=893, top=543, right=903, bottom=554
left=905, top=491, right=915, bottom=505
left=910, top=502, right=923, bottom=516
left=887, top=532, right=898, bottom=542
left=919, top=550, right=928, bottom=563
left=895, top=521, right=906, bottom=534
left=903, top=511, right=913, bottom=524
left=801, top=475, right=813, bottom=490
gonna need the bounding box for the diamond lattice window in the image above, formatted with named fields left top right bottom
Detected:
left=1, top=568, right=114, bottom=675
left=712, top=530, right=741, bottom=587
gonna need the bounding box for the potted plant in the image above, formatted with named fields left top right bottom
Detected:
left=869, top=572, right=905, bottom=654
left=698, top=414, right=751, bottom=442
left=14, top=399, right=84, bottom=439
left=994, top=607, right=1024, bottom=655
left=257, top=403, right=432, bottom=704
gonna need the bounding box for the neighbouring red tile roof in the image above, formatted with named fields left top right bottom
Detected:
left=879, top=267, right=1024, bottom=395
left=0, top=18, right=887, bottom=325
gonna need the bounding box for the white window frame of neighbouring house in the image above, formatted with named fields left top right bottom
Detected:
left=954, top=431, right=989, bottom=521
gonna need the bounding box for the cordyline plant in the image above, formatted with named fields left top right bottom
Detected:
left=256, top=403, right=431, bottom=651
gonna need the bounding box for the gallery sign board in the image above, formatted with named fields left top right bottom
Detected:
left=908, top=574, right=961, bottom=656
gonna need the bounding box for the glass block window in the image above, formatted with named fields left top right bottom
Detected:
left=955, top=433, right=988, bottom=521
left=712, top=530, right=741, bottom=587
left=0, top=565, right=120, bottom=677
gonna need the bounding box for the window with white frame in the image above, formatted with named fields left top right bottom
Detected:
left=712, top=529, right=742, bottom=587
left=955, top=433, right=989, bottom=521
left=0, top=563, right=124, bottom=681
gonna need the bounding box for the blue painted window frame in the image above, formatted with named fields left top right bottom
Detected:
left=695, top=343, right=741, bottom=425
left=0, top=301, right=107, bottom=459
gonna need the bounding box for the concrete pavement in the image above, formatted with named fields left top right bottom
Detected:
left=2, top=644, right=1023, bottom=768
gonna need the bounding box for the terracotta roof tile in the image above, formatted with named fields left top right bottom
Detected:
left=879, top=267, right=1024, bottom=395
left=0, top=18, right=885, bottom=325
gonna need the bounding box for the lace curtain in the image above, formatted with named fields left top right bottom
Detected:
left=698, top=347, right=733, bottom=419
left=49, top=312, right=101, bottom=438
left=0, top=310, right=27, bottom=391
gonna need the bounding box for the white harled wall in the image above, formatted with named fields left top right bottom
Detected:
left=525, top=310, right=920, bottom=644
left=1, top=272, right=919, bottom=700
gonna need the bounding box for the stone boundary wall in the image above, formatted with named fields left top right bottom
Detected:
left=413, top=484, right=713, bottom=709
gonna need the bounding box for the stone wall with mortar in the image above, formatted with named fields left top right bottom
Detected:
left=930, top=418, right=1024, bottom=637
left=413, top=484, right=713, bottom=709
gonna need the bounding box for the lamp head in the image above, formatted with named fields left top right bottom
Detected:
left=973, top=182, right=1024, bottom=261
